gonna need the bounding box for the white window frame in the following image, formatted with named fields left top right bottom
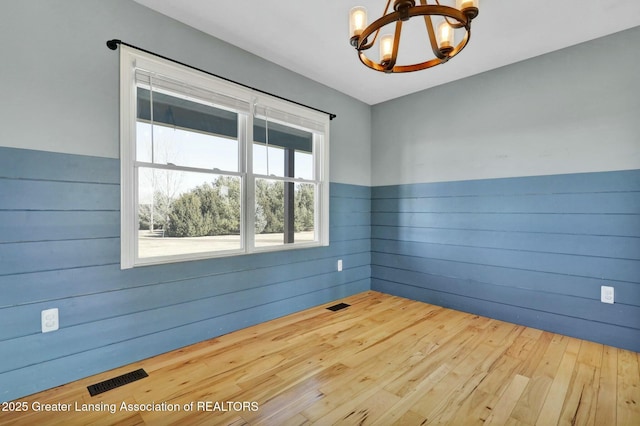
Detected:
left=120, top=46, right=330, bottom=269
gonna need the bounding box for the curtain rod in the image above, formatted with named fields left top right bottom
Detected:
left=106, top=39, right=336, bottom=121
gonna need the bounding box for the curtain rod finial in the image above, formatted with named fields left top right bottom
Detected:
left=106, top=39, right=121, bottom=50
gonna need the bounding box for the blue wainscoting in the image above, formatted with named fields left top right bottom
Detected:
left=372, top=170, right=640, bottom=352
left=0, top=146, right=371, bottom=402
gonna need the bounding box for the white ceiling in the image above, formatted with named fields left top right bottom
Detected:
left=133, top=0, right=640, bottom=105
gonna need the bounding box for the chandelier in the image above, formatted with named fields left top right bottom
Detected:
left=349, top=0, right=479, bottom=73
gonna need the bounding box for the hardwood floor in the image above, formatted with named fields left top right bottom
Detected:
left=2, top=291, right=638, bottom=425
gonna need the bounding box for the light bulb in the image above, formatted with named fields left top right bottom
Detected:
left=380, top=34, right=394, bottom=63
left=349, top=6, right=368, bottom=38
left=438, top=21, right=454, bottom=51
left=456, top=0, right=478, bottom=11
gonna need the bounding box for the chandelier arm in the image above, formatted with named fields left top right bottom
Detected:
left=382, top=0, right=393, bottom=16
left=358, top=51, right=388, bottom=72
left=358, top=28, right=380, bottom=51
left=442, top=15, right=466, bottom=29
left=392, top=57, right=444, bottom=73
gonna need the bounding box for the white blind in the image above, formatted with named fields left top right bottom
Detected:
left=254, top=105, right=326, bottom=133
left=135, top=69, right=250, bottom=114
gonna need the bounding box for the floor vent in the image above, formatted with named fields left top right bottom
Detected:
left=87, top=368, right=148, bottom=396
left=327, top=302, right=350, bottom=312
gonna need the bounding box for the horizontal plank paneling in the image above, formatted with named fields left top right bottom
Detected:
left=0, top=260, right=370, bottom=340
left=372, top=226, right=640, bottom=259
left=331, top=225, right=370, bottom=241
left=0, top=148, right=371, bottom=402
left=372, top=252, right=640, bottom=302
left=331, top=211, right=371, bottom=227
left=373, top=238, right=639, bottom=283
left=371, top=266, right=640, bottom=329
left=372, top=170, right=640, bottom=353
left=0, top=238, right=120, bottom=275
left=330, top=196, right=370, bottom=213
left=0, top=241, right=370, bottom=307
left=372, top=192, right=640, bottom=214
left=371, top=212, right=640, bottom=237
left=0, top=210, right=119, bottom=243
left=0, top=179, right=119, bottom=211
left=373, top=169, right=640, bottom=198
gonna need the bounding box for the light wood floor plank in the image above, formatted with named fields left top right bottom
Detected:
left=485, top=374, right=530, bottom=426
left=594, top=346, right=618, bottom=426
left=534, top=338, right=580, bottom=426
left=510, top=333, right=570, bottom=424
left=409, top=340, right=499, bottom=420
left=557, top=358, right=598, bottom=425
left=1, top=291, right=637, bottom=426
left=371, top=363, right=451, bottom=426
left=617, top=348, right=640, bottom=425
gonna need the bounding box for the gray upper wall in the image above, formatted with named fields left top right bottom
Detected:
left=371, top=26, right=640, bottom=186
left=0, top=0, right=372, bottom=186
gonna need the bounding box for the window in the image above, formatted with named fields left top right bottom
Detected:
left=120, top=47, right=329, bottom=268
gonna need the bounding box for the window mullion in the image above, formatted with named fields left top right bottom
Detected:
left=243, top=113, right=255, bottom=252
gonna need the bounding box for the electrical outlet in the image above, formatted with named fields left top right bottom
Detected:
left=601, top=286, right=614, bottom=304
left=41, top=308, right=59, bottom=333
left=337, top=259, right=343, bottom=272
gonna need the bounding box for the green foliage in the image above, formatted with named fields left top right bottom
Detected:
left=295, top=183, right=315, bottom=232
left=254, top=180, right=315, bottom=234
left=165, top=177, right=241, bottom=237
left=165, top=192, right=207, bottom=237
left=256, top=179, right=284, bottom=234
left=143, top=175, right=315, bottom=238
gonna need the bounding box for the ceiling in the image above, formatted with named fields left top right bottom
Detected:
left=133, top=0, right=640, bottom=105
